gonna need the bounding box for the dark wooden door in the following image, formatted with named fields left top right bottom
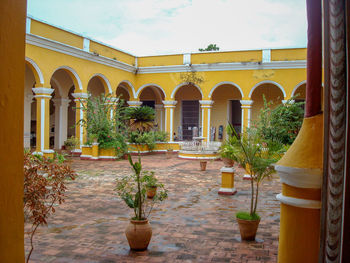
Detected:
left=182, top=100, right=199, bottom=141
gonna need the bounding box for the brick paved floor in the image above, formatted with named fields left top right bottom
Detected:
left=25, top=154, right=281, bottom=263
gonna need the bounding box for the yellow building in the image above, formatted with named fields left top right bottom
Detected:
left=24, top=16, right=307, bottom=156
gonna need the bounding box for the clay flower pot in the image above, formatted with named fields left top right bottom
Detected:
left=125, top=219, right=152, bottom=250
left=146, top=186, right=157, bottom=199
left=200, top=160, right=207, bottom=171
left=236, top=217, right=260, bottom=241
left=222, top=157, right=234, bottom=167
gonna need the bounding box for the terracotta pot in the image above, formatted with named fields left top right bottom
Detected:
left=200, top=161, right=207, bottom=171
left=123, top=154, right=128, bottom=160
left=222, top=157, right=234, bottom=167
left=166, top=149, right=173, bottom=159
left=236, top=217, right=260, bottom=241
left=125, top=219, right=152, bottom=250
left=146, top=186, right=157, bottom=199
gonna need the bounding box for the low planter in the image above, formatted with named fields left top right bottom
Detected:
left=125, top=219, right=152, bottom=251
left=200, top=160, right=207, bottom=171
left=236, top=217, right=260, bottom=241
left=146, top=186, right=157, bottom=199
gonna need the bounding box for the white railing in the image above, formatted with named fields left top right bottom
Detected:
left=179, top=141, right=221, bottom=152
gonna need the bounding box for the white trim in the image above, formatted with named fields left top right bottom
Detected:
left=26, top=17, right=31, bottom=34
left=32, top=87, right=54, bottom=95
left=138, top=61, right=306, bottom=74
left=40, top=99, right=45, bottom=152
left=183, top=53, right=191, bottom=65
left=241, top=107, right=244, bottom=133
left=99, top=156, right=117, bottom=159
left=25, top=57, right=44, bottom=84
left=42, top=149, right=55, bottom=153
left=178, top=155, right=219, bottom=160
left=218, top=187, right=237, bottom=194
left=262, top=49, right=271, bottom=63
left=247, top=108, right=251, bottom=128
left=249, top=80, right=286, bottom=98
left=291, top=80, right=307, bottom=97
left=90, top=73, right=112, bottom=94
left=136, top=83, right=166, bottom=99
left=171, top=82, right=203, bottom=99
left=207, top=108, right=211, bottom=142
left=33, top=94, right=52, bottom=99
left=275, top=165, right=322, bottom=189
left=135, top=57, right=138, bottom=68
left=201, top=108, right=204, bottom=136
left=170, top=107, right=174, bottom=142
left=79, top=102, right=83, bottom=145
left=80, top=154, right=92, bottom=158
left=199, top=100, right=214, bottom=106
left=71, top=149, right=82, bottom=153
left=72, top=93, right=89, bottom=100
left=209, top=81, right=244, bottom=99
left=83, top=38, right=90, bottom=52
left=26, top=34, right=136, bottom=73
left=162, top=100, right=178, bottom=106
left=53, top=65, right=83, bottom=91
left=276, top=193, right=321, bottom=209
left=127, top=101, right=142, bottom=107
left=240, top=100, right=254, bottom=106
left=118, top=80, right=136, bottom=99
left=220, top=167, right=235, bottom=173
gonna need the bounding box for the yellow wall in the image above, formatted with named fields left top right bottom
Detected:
left=192, top=50, right=262, bottom=64
left=30, top=19, right=84, bottom=49
left=0, top=0, right=26, bottom=261
left=138, top=54, right=183, bottom=67
left=89, top=41, right=135, bottom=66
left=271, top=48, right=306, bottom=61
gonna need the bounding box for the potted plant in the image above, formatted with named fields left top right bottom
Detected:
left=219, top=142, right=235, bottom=167
left=143, top=171, right=164, bottom=199
left=227, top=124, right=282, bottom=241
left=63, top=136, right=79, bottom=152
left=115, top=155, right=168, bottom=250
left=199, top=160, right=207, bottom=171
left=166, top=147, right=173, bottom=159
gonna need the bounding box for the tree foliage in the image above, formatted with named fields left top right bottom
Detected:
left=199, top=43, right=220, bottom=51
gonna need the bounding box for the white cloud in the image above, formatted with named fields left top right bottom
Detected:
left=28, top=0, right=307, bottom=56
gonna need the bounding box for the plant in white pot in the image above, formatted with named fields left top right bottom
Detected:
left=115, top=154, right=168, bottom=250
left=227, top=124, right=283, bottom=241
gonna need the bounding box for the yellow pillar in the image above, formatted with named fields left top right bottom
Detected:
left=91, top=142, right=99, bottom=160
left=72, top=93, right=88, bottom=153
left=218, top=167, right=237, bottom=195
left=32, top=87, right=55, bottom=158
left=108, top=97, right=119, bottom=120
left=240, top=100, right=253, bottom=132
left=199, top=100, right=214, bottom=142
left=276, top=114, right=323, bottom=263
left=162, top=100, right=177, bottom=142
left=0, top=0, right=26, bottom=260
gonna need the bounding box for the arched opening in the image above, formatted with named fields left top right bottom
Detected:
left=250, top=83, right=284, bottom=123
left=138, top=85, right=165, bottom=131
left=174, top=84, right=203, bottom=141
left=211, top=84, right=243, bottom=140
left=87, top=76, right=106, bottom=97
left=116, top=83, right=131, bottom=105
left=50, top=69, right=78, bottom=150
left=24, top=63, right=37, bottom=149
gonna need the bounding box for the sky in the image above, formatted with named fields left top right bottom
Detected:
left=27, top=0, right=307, bottom=56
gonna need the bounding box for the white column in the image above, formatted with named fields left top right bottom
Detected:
left=155, top=104, right=164, bottom=131
left=53, top=98, right=70, bottom=150
left=107, top=97, right=119, bottom=120
left=163, top=100, right=177, bottom=142
left=24, top=94, right=34, bottom=148
left=71, top=93, right=89, bottom=148
left=240, top=100, right=254, bottom=132
left=199, top=100, right=214, bottom=142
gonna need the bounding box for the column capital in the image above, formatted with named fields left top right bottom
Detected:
left=162, top=100, right=177, bottom=108
left=240, top=100, right=253, bottom=106
left=105, top=97, right=119, bottom=105
left=282, top=99, right=295, bottom=104
left=24, top=94, right=34, bottom=103
left=199, top=100, right=214, bottom=108
left=127, top=101, right=142, bottom=107
left=154, top=104, right=164, bottom=109
left=72, top=93, right=89, bottom=101
left=52, top=98, right=71, bottom=107
left=32, top=87, right=54, bottom=98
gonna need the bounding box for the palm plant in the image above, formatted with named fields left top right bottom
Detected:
left=125, top=106, right=155, bottom=132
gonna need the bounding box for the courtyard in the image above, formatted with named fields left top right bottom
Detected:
left=26, top=154, right=281, bottom=263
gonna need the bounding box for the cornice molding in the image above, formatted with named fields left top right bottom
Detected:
left=26, top=34, right=136, bottom=73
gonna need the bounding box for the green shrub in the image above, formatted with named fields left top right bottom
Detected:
left=236, top=211, right=260, bottom=221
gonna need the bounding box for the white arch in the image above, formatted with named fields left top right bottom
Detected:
left=171, top=82, right=203, bottom=99
left=136, top=83, right=166, bottom=99
left=53, top=66, right=83, bottom=91
left=118, top=80, right=136, bottom=99
left=209, top=81, right=244, bottom=99
left=50, top=77, right=63, bottom=97
left=291, top=80, right=306, bottom=97
left=249, top=80, right=286, bottom=99
left=90, top=73, right=112, bottom=94
left=25, top=57, right=44, bottom=85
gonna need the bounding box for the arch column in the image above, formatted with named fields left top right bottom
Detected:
left=52, top=98, right=70, bottom=150
left=199, top=100, right=214, bottom=142
left=24, top=94, right=34, bottom=149
left=240, top=100, right=253, bottom=132
left=72, top=93, right=88, bottom=150
left=163, top=101, right=177, bottom=142
left=107, top=97, right=119, bottom=120
left=127, top=100, right=142, bottom=107
left=32, top=87, right=54, bottom=157
left=155, top=104, right=164, bottom=131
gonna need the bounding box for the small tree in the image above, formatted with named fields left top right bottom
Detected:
left=199, top=44, right=220, bottom=51
left=24, top=152, right=76, bottom=262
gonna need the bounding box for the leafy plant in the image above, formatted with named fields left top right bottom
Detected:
left=115, top=155, right=168, bottom=220
left=226, top=124, right=283, bottom=219
left=219, top=141, right=236, bottom=159
left=24, top=151, right=76, bottom=263
left=125, top=106, right=155, bottom=132
left=199, top=43, right=220, bottom=51
left=64, top=136, right=79, bottom=151
left=143, top=171, right=163, bottom=188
